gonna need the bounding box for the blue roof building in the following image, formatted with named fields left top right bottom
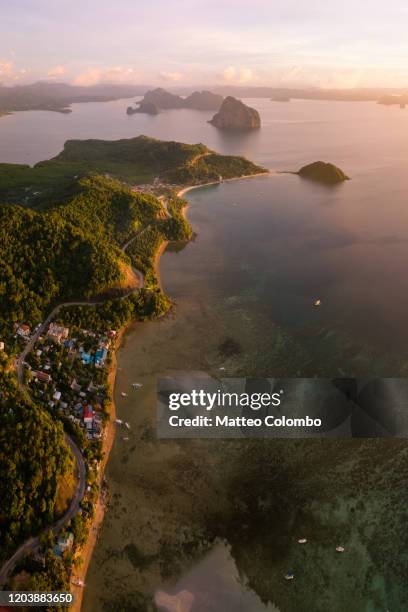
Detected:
left=95, top=347, right=108, bottom=365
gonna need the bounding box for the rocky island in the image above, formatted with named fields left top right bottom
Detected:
left=297, top=161, right=349, bottom=184
left=141, top=87, right=184, bottom=109
left=209, top=96, right=261, bottom=129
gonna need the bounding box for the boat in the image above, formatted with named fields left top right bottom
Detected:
left=298, top=538, right=307, bottom=544
left=123, top=436, right=129, bottom=441
left=114, top=419, right=123, bottom=425
left=284, top=572, right=294, bottom=580
left=336, top=546, right=345, bottom=553
left=313, top=299, right=321, bottom=307
left=121, top=392, right=127, bottom=397
left=132, top=382, right=143, bottom=389
left=125, top=422, right=131, bottom=429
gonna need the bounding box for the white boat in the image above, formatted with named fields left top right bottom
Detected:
left=125, top=422, right=131, bottom=429
left=298, top=538, right=307, bottom=544
left=121, top=392, right=127, bottom=397
left=132, top=382, right=143, bottom=388
left=123, top=436, right=129, bottom=441
left=114, top=419, right=123, bottom=425
left=336, top=546, right=345, bottom=553
left=284, top=572, right=294, bottom=580
left=313, top=299, right=321, bottom=307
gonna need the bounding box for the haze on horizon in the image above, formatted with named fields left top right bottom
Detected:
left=2, top=0, right=408, bottom=90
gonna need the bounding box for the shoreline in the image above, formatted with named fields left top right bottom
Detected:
left=154, top=239, right=170, bottom=291
left=70, top=326, right=126, bottom=612
left=74, top=170, right=269, bottom=609
left=176, top=171, right=269, bottom=198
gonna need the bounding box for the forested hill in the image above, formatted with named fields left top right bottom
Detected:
left=0, top=135, right=265, bottom=205
left=0, top=367, right=71, bottom=554
left=0, top=137, right=265, bottom=338
left=0, top=175, right=161, bottom=338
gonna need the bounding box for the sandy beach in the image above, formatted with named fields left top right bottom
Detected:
left=177, top=171, right=269, bottom=198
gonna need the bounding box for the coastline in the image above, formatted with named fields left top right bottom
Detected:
left=70, top=326, right=126, bottom=612
left=176, top=171, right=269, bottom=198
left=73, top=170, right=269, bottom=609
left=154, top=239, right=170, bottom=291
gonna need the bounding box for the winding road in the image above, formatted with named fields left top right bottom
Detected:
left=0, top=234, right=145, bottom=587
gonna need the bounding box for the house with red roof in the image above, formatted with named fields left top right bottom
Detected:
left=83, top=405, right=94, bottom=429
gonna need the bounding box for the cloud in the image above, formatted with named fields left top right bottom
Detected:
left=72, top=66, right=143, bottom=86
left=221, top=66, right=255, bottom=84
left=159, top=71, right=183, bottom=82
left=0, top=60, right=13, bottom=77
left=0, top=59, right=27, bottom=83
left=47, top=64, right=66, bottom=78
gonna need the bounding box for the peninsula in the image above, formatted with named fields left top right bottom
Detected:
left=0, top=136, right=266, bottom=594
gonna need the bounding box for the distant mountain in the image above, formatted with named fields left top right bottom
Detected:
left=5, top=83, right=408, bottom=116
left=135, top=88, right=223, bottom=112
left=209, top=96, right=261, bottom=129
left=377, top=94, right=408, bottom=107
left=183, top=90, right=224, bottom=110
left=142, top=87, right=185, bottom=109
left=210, top=85, right=408, bottom=102
left=0, top=82, right=149, bottom=113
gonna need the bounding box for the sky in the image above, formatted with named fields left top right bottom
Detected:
left=2, top=0, right=408, bottom=89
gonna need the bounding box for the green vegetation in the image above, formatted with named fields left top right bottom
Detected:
left=298, top=161, right=349, bottom=184
left=0, top=135, right=265, bottom=205
left=60, top=290, right=170, bottom=334
left=0, top=175, right=163, bottom=339
left=165, top=150, right=264, bottom=184
left=0, top=136, right=263, bottom=592
left=0, top=371, right=71, bottom=557
left=162, top=196, right=193, bottom=241
left=11, top=553, right=70, bottom=612
left=0, top=137, right=261, bottom=341
left=27, top=552, right=69, bottom=592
